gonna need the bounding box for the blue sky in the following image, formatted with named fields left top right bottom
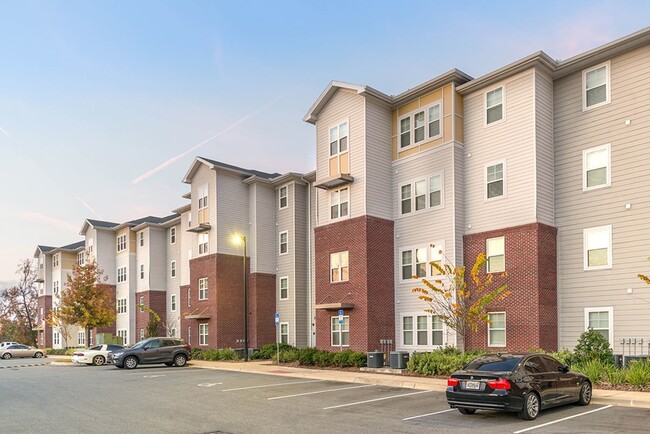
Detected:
left=1, top=0, right=649, bottom=284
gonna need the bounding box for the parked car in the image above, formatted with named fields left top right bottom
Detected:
left=108, top=337, right=191, bottom=369
left=0, top=344, right=46, bottom=359
left=72, top=344, right=125, bottom=366
left=446, top=353, right=592, bottom=420
left=0, top=341, right=19, bottom=349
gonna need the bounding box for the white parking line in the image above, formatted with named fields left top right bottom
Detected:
left=512, top=405, right=613, bottom=434
left=222, top=379, right=325, bottom=392
left=323, top=390, right=433, bottom=410
left=403, top=408, right=455, bottom=420
left=268, top=384, right=374, bottom=400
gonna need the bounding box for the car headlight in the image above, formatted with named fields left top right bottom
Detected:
left=112, top=352, right=124, bottom=357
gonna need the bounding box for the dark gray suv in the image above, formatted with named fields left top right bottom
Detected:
left=109, top=337, right=191, bottom=369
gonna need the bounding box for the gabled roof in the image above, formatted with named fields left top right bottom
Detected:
left=303, top=81, right=391, bottom=124
left=131, top=214, right=180, bottom=231
left=182, top=156, right=280, bottom=184
left=37, top=240, right=85, bottom=257
left=80, top=219, right=120, bottom=235
left=33, top=245, right=55, bottom=258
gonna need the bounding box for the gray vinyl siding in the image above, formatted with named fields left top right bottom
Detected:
left=216, top=170, right=249, bottom=256
left=148, top=227, right=166, bottom=290
left=190, top=164, right=216, bottom=258
left=136, top=229, right=150, bottom=292
left=453, top=142, right=465, bottom=266
left=535, top=71, right=555, bottom=226
left=95, top=229, right=116, bottom=285
left=166, top=224, right=182, bottom=333
left=555, top=45, right=650, bottom=352
left=293, top=183, right=309, bottom=347
left=179, top=212, right=191, bottom=287
left=463, top=70, right=537, bottom=234
left=251, top=183, right=276, bottom=274
left=365, top=97, right=393, bottom=220
left=276, top=183, right=294, bottom=338
left=315, top=88, right=366, bottom=227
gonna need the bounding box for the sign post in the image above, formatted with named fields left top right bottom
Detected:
left=338, top=309, right=344, bottom=352
left=274, top=313, right=280, bottom=364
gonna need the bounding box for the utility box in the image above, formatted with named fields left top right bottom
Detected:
left=390, top=351, right=409, bottom=369
left=367, top=351, right=384, bottom=368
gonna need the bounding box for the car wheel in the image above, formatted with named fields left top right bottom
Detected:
left=34, top=352, right=43, bottom=358
left=577, top=381, right=592, bottom=406
left=519, top=392, right=540, bottom=420
left=92, top=355, right=106, bottom=366
left=2, top=353, right=11, bottom=360
left=173, top=354, right=187, bottom=367
left=458, top=408, right=476, bottom=415
left=124, top=356, right=138, bottom=369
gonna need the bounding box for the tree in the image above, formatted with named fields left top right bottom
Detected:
left=136, top=304, right=161, bottom=338
left=0, top=259, right=38, bottom=345
left=45, top=311, right=72, bottom=348
left=56, top=259, right=116, bottom=348
left=412, top=246, right=509, bottom=353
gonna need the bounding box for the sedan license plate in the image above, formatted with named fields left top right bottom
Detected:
left=465, top=380, right=481, bottom=390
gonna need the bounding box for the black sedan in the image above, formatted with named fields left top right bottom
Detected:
left=446, top=353, right=591, bottom=420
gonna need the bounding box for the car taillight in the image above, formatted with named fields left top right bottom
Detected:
left=447, top=376, right=459, bottom=387
left=487, top=378, right=511, bottom=390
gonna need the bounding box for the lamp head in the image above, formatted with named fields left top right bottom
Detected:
left=232, top=234, right=246, bottom=245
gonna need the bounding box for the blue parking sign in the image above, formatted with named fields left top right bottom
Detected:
left=274, top=312, right=280, bottom=326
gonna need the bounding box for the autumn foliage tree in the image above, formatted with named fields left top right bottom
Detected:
left=54, top=259, right=116, bottom=348
left=0, top=259, right=38, bottom=345
left=412, top=246, right=510, bottom=353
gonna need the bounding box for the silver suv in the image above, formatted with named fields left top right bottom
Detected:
left=109, top=337, right=191, bottom=369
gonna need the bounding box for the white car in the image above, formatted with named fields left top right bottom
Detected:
left=0, top=341, right=19, bottom=349
left=72, top=344, right=125, bottom=366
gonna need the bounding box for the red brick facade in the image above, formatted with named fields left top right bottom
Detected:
left=314, top=215, right=395, bottom=352
left=248, top=272, right=276, bottom=349
left=135, top=290, right=167, bottom=339
left=463, top=222, right=558, bottom=352
left=36, top=295, right=52, bottom=348
left=95, top=284, right=117, bottom=336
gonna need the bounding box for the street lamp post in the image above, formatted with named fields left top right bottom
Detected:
left=233, top=235, right=248, bottom=362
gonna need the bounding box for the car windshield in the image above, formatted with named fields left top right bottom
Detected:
left=464, top=355, right=522, bottom=372
left=130, top=341, right=148, bottom=350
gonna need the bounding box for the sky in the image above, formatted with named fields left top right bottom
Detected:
left=1, top=0, right=649, bottom=285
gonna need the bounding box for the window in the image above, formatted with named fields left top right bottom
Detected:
left=199, top=324, right=208, bottom=346
left=171, top=294, right=177, bottom=312
left=585, top=307, right=613, bottom=343
left=198, top=184, right=209, bottom=224
left=140, top=329, right=144, bottom=341
left=403, top=316, right=413, bottom=346
left=400, top=243, right=445, bottom=281
left=53, top=281, right=59, bottom=297
left=486, top=237, right=505, bottom=273
left=170, top=328, right=176, bottom=338
left=584, top=225, right=612, bottom=269
left=117, top=329, right=127, bottom=346
left=139, top=296, right=144, bottom=312
left=279, top=231, right=288, bottom=255
left=87, top=238, right=94, bottom=256
left=77, top=251, right=85, bottom=266
left=198, top=278, right=208, bottom=300
left=330, top=251, right=349, bottom=283
left=486, top=162, right=505, bottom=199
left=52, top=254, right=59, bottom=268
left=187, top=287, right=191, bottom=307
left=170, top=227, right=176, bottom=245
left=417, top=315, right=428, bottom=345
left=432, top=315, right=443, bottom=346
left=280, top=323, right=289, bottom=344
left=488, top=312, right=506, bottom=346
left=331, top=316, right=349, bottom=346
left=171, top=261, right=177, bottom=278
left=78, top=331, right=85, bottom=346
left=400, top=174, right=443, bottom=215
left=117, top=298, right=127, bottom=314
left=198, top=233, right=209, bottom=255
left=139, top=232, right=144, bottom=247
left=279, top=277, right=288, bottom=300
left=117, top=234, right=127, bottom=252
left=486, top=87, right=504, bottom=124
left=329, top=121, right=348, bottom=156
left=583, top=144, right=611, bottom=190
left=430, top=245, right=443, bottom=276
left=187, top=326, right=192, bottom=345
left=399, top=102, right=442, bottom=149
left=117, top=267, right=127, bottom=283
left=53, top=332, right=60, bottom=346
left=279, top=186, right=288, bottom=209
left=402, top=314, right=444, bottom=347
left=140, top=264, right=144, bottom=279
left=330, top=187, right=349, bottom=220
left=583, top=62, right=610, bottom=110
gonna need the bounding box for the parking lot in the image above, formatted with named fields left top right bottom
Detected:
left=1, top=360, right=649, bottom=433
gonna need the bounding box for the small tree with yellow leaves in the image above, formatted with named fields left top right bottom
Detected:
left=412, top=246, right=510, bottom=353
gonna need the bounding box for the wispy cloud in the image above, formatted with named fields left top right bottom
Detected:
left=22, top=211, right=79, bottom=233
left=75, top=195, right=103, bottom=219
left=132, top=93, right=288, bottom=184
left=0, top=126, right=9, bottom=137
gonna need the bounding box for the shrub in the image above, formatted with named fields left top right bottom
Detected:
left=605, top=365, right=628, bottom=386
left=407, top=349, right=485, bottom=376
left=297, top=347, right=320, bottom=365
left=626, top=360, right=650, bottom=388
left=251, top=343, right=295, bottom=360
left=573, top=328, right=613, bottom=365
left=190, top=347, right=203, bottom=359
left=573, top=358, right=609, bottom=384
left=314, top=350, right=334, bottom=367
left=190, top=348, right=239, bottom=361
left=331, top=349, right=367, bottom=368
left=548, top=348, right=574, bottom=367
left=45, top=348, right=69, bottom=355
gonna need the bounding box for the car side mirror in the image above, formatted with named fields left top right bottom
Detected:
left=559, top=365, right=569, bottom=373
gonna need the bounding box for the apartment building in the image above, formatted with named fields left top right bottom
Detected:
left=33, top=28, right=650, bottom=355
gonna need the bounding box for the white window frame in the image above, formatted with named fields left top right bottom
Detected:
left=279, top=185, right=288, bottom=209
left=485, top=86, right=505, bottom=125
left=280, top=322, right=289, bottom=344
left=485, top=161, right=506, bottom=200
left=330, top=251, right=349, bottom=283
left=279, top=231, right=288, bottom=255
left=198, top=233, right=209, bottom=255
left=140, top=264, right=144, bottom=280
left=198, top=184, right=209, bottom=220
left=398, top=101, right=443, bottom=149
left=582, top=144, right=611, bottom=191
left=171, top=260, right=177, bottom=278
left=399, top=172, right=444, bottom=216
left=488, top=312, right=506, bottom=347
left=139, top=232, right=144, bottom=247
left=584, top=307, right=613, bottom=344
left=401, top=314, right=445, bottom=348
left=139, top=296, right=144, bottom=312
left=87, top=238, right=94, bottom=256
left=331, top=315, right=349, bottom=347
left=117, top=234, right=127, bottom=252
left=399, top=242, right=445, bottom=282
left=279, top=276, right=289, bottom=300
left=117, top=298, right=127, bottom=315
left=117, top=329, right=128, bottom=346
left=583, top=225, right=612, bottom=270
left=170, top=328, right=176, bottom=338
left=198, top=277, right=208, bottom=300
left=77, top=251, right=85, bottom=266
left=53, top=281, right=59, bottom=297
left=486, top=236, right=505, bottom=273
left=199, top=323, right=208, bottom=346
left=78, top=331, right=85, bottom=346
left=52, top=254, right=59, bottom=268
left=117, top=267, right=127, bottom=283
left=187, top=287, right=191, bottom=307
left=53, top=331, right=60, bottom=346
left=171, top=294, right=177, bottom=312
left=139, top=329, right=144, bottom=341
left=329, top=120, right=349, bottom=157
left=583, top=61, right=611, bottom=111
left=330, top=187, right=349, bottom=221
left=170, top=227, right=176, bottom=245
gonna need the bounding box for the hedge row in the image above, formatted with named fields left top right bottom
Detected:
left=252, top=344, right=367, bottom=368
left=190, top=347, right=239, bottom=361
